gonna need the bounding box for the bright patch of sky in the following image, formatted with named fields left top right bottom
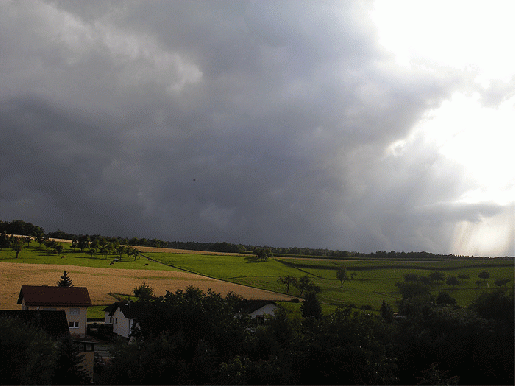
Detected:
left=374, top=0, right=515, bottom=256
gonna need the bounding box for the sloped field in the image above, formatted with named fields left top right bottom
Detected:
left=0, top=262, right=293, bottom=309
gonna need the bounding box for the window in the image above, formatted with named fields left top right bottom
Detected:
left=69, top=321, right=79, bottom=328
left=69, top=308, right=80, bottom=315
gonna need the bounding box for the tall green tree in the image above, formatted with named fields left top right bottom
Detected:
left=11, top=237, right=24, bottom=258
left=301, top=291, right=322, bottom=319
left=133, top=283, right=154, bottom=301
left=278, top=276, right=297, bottom=294
left=296, top=275, right=320, bottom=297
left=446, top=276, right=460, bottom=287
left=254, top=247, right=272, bottom=261
left=380, top=300, right=394, bottom=322
left=429, top=270, right=445, bottom=283
left=77, top=236, right=89, bottom=252
left=131, top=248, right=140, bottom=260
left=336, top=266, right=349, bottom=286
left=478, top=270, right=490, bottom=282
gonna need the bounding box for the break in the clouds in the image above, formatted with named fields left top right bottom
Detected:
left=1, top=1, right=514, bottom=256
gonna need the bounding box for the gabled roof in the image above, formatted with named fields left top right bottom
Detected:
left=237, top=300, right=278, bottom=314
left=18, top=285, right=91, bottom=307
left=0, top=310, right=69, bottom=339
left=104, top=301, right=146, bottom=319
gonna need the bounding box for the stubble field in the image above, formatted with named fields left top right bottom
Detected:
left=0, top=262, right=294, bottom=310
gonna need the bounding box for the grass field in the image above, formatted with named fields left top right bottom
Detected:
left=274, top=257, right=514, bottom=307
left=144, top=251, right=514, bottom=311
left=1, top=242, right=513, bottom=316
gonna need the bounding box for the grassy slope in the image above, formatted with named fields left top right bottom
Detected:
left=145, top=252, right=514, bottom=311
left=0, top=244, right=177, bottom=271
left=291, top=260, right=514, bottom=309
left=2, top=243, right=513, bottom=314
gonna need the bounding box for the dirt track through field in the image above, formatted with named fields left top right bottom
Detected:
left=0, top=262, right=293, bottom=309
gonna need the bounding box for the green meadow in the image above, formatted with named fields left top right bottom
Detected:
left=1, top=242, right=513, bottom=313
left=0, top=244, right=177, bottom=271
left=144, top=251, right=514, bottom=311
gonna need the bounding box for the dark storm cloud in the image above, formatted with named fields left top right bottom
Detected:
left=0, top=0, right=505, bottom=254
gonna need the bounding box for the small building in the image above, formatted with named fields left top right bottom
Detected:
left=239, top=300, right=279, bottom=325
left=18, top=285, right=91, bottom=338
left=104, top=301, right=144, bottom=339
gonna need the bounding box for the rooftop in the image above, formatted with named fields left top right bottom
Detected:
left=18, top=285, right=92, bottom=307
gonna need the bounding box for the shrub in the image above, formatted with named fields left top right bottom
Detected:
left=436, top=291, right=457, bottom=305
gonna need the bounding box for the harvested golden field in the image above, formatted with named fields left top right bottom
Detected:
left=0, top=262, right=293, bottom=309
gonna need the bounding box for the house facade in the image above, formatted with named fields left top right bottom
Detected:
left=104, top=301, right=142, bottom=339
left=18, top=285, right=91, bottom=338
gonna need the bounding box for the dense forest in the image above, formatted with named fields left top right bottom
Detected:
left=0, top=219, right=477, bottom=258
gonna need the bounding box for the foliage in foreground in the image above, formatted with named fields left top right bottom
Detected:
left=99, top=286, right=514, bottom=385
left=0, top=317, right=90, bottom=384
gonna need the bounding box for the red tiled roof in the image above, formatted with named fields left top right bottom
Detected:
left=17, top=285, right=91, bottom=307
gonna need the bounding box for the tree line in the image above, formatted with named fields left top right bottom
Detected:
left=94, top=284, right=513, bottom=385
left=1, top=219, right=487, bottom=259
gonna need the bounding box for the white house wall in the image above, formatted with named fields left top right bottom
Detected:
left=111, top=308, right=132, bottom=338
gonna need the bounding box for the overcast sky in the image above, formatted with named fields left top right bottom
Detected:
left=1, top=0, right=514, bottom=256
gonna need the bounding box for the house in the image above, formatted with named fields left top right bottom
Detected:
left=238, top=300, right=279, bottom=325
left=104, top=301, right=144, bottom=339
left=18, top=285, right=91, bottom=338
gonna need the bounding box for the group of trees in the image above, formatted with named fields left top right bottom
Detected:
left=96, top=284, right=513, bottom=385
left=395, top=270, right=511, bottom=303
left=278, top=275, right=321, bottom=296
left=252, top=247, right=272, bottom=261
left=0, top=234, right=27, bottom=258
left=0, top=224, right=141, bottom=261
left=69, top=236, right=141, bottom=261
left=0, top=220, right=44, bottom=238
left=0, top=317, right=90, bottom=384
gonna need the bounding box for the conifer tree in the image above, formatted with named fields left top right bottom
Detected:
left=57, top=271, right=73, bottom=287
